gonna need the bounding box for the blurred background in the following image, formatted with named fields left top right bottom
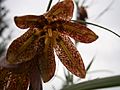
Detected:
left=1, top=0, right=120, bottom=90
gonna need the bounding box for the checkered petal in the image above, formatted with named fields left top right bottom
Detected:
left=58, top=21, right=98, bottom=43
left=6, top=28, right=40, bottom=64
left=14, top=15, right=46, bottom=29
left=36, top=38, right=56, bottom=83
left=0, top=67, right=29, bottom=90
left=54, top=34, right=86, bottom=78
left=44, top=0, right=74, bottom=21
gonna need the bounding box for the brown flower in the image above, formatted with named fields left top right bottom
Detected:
left=2, top=0, right=98, bottom=89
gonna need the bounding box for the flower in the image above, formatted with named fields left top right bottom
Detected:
left=5, top=0, right=98, bottom=89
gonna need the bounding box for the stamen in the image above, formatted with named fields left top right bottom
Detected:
left=48, top=29, right=53, bottom=37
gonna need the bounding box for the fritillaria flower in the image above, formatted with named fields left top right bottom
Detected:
left=2, top=0, right=98, bottom=89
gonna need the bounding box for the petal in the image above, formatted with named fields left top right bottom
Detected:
left=44, top=0, right=74, bottom=21
left=6, top=28, right=41, bottom=64
left=29, top=59, right=42, bottom=90
left=54, top=34, right=86, bottom=78
left=0, top=66, right=29, bottom=90
left=5, top=73, right=29, bottom=90
left=37, top=38, right=56, bottom=83
left=14, top=15, right=46, bottom=29
left=58, top=21, right=98, bottom=43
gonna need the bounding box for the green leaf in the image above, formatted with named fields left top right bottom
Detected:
left=61, top=75, right=120, bottom=90
left=86, top=57, right=95, bottom=72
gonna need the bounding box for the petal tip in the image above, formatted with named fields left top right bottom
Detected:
left=81, top=72, right=86, bottom=78
left=86, top=33, right=99, bottom=43
left=93, top=34, right=99, bottom=42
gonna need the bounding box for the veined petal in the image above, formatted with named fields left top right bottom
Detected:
left=6, top=28, right=41, bottom=64
left=14, top=15, right=46, bottom=29
left=58, top=21, right=98, bottom=43
left=0, top=66, right=29, bottom=90
left=54, top=34, right=86, bottom=78
left=44, top=0, right=74, bottom=21
left=36, top=38, right=56, bottom=83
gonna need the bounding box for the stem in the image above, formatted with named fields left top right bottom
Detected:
left=95, top=0, right=114, bottom=20
left=46, top=0, right=53, bottom=11
left=72, top=20, right=120, bottom=38
left=86, top=57, right=94, bottom=72
left=81, top=0, right=87, bottom=6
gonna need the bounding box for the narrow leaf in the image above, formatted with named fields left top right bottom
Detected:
left=62, top=75, right=120, bottom=90
left=86, top=57, right=95, bottom=72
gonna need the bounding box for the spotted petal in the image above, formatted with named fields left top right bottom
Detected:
left=36, top=38, right=56, bottom=83
left=45, top=0, right=74, bottom=21
left=6, top=28, right=40, bottom=64
left=14, top=15, right=46, bottom=29
left=58, top=21, right=98, bottom=43
left=54, top=34, right=86, bottom=78
left=0, top=66, right=29, bottom=90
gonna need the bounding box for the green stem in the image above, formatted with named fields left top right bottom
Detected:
left=72, top=20, right=120, bottom=38
left=86, top=57, right=94, bottom=72
left=46, top=0, right=53, bottom=11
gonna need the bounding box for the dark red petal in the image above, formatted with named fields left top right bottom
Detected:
left=54, top=34, right=86, bottom=78
left=58, top=21, right=98, bottom=43
left=35, top=38, right=56, bottom=83
left=14, top=15, right=46, bottom=29
left=0, top=66, right=29, bottom=90
left=6, top=28, right=40, bottom=64
left=44, top=0, right=74, bottom=21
